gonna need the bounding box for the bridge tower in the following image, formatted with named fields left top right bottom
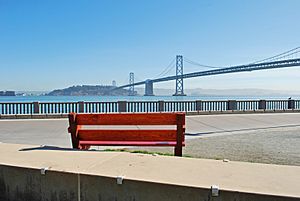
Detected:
left=173, top=55, right=186, bottom=96
left=112, top=80, right=116, bottom=87
left=129, top=72, right=135, bottom=96
left=144, top=79, right=154, bottom=96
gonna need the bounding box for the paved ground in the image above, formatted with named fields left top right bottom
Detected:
left=1, top=143, right=300, bottom=198
left=0, top=113, right=300, bottom=165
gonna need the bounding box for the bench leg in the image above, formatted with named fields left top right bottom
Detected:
left=174, top=146, right=182, bottom=157
left=79, top=145, right=91, bottom=150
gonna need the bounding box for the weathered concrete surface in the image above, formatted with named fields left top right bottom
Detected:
left=0, top=143, right=300, bottom=201
left=2, top=165, right=299, bottom=201
left=0, top=118, right=71, bottom=147
left=0, top=165, right=78, bottom=201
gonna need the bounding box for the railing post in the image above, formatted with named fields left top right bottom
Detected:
left=78, top=101, right=84, bottom=113
left=258, top=100, right=266, bottom=110
left=118, top=101, right=127, bottom=112
left=288, top=99, right=295, bottom=109
left=227, top=100, right=237, bottom=111
left=196, top=100, right=202, bottom=111
left=33, top=102, right=40, bottom=114
left=158, top=100, right=164, bottom=112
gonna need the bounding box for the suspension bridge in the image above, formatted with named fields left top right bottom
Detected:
left=116, top=47, right=300, bottom=96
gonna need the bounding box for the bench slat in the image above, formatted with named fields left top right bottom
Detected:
left=79, top=141, right=186, bottom=146
left=78, top=129, right=180, bottom=142
left=75, top=113, right=183, bottom=125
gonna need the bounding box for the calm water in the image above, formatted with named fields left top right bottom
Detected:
left=0, top=95, right=298, bottom=102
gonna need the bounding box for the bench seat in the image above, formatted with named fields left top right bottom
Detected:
left=79, top=141, right=186, bottom=146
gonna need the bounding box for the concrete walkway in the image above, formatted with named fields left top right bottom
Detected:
left=0, top=113, right=299, bottom=165
left=0, top=143, right=299, bottom=200
left=185, top=113, right=300, bottom=138
left=0, top=113, right=300, bottom=146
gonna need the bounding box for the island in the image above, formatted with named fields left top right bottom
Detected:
left=46, top=85, right=135, bottom=96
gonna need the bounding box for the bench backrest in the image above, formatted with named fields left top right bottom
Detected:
left=68, top=112, right=185, bottom=144
left=71, top=113, right=184, bottom=125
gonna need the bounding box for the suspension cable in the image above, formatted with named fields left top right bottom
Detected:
left=184, top=57, right=221, bottom=69
left=154, top=58, right=175, bottom=78
left=251, top=47, right=300, bottom=64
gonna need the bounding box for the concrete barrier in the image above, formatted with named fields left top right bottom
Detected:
left=1, top=164, right=299, bottom=201
left=0, top=143, right=299, bottom=201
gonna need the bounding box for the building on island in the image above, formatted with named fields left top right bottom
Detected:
left=0, top=91, right=16, bottom=96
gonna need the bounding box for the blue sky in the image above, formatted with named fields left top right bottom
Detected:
left=1, top=0, right=300, bottom=91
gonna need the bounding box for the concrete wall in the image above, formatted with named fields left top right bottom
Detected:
left=1, top=165, right=298, bottom=201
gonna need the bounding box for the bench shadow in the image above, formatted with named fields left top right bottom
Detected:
left=19, top=145, right=100, bottom=152
left=185, top=124, right=300, bottom=137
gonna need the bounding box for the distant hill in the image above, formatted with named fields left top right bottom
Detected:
left=46, top=85, right=133, bottom=96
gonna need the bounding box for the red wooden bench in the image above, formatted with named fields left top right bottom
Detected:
left=68, top=112, right=185, bottom=156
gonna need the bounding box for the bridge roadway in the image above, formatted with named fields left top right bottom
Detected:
left=117, top=58, right=300, bottom=89
left=0, top=113, right=299, bottom=165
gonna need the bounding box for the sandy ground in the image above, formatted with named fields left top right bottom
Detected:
left=130, top=126, right=300, bottom=166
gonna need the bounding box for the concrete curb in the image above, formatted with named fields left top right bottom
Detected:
left=0, top=110, right=300, bottom=119
left=0, top=114, right=68, bottom=119
left=186, top=109, right=300, bottom=115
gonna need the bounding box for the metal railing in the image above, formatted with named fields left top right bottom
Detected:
left=0, top=99, right=299, bottom=115
left=40, top=102, right=78, bottom=114
left=201, top=101, right=227, bottom=111
left=127, top=101, right=159, bottom=112
left=84, top=102, right=118, bottom=113
left=164, top=101, right=196, bottom=112
left=0, top=102, right=33, bottom=115
left=237, top=100, right=259, bottom=111
left=266, top=100, right=288, bottom=110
